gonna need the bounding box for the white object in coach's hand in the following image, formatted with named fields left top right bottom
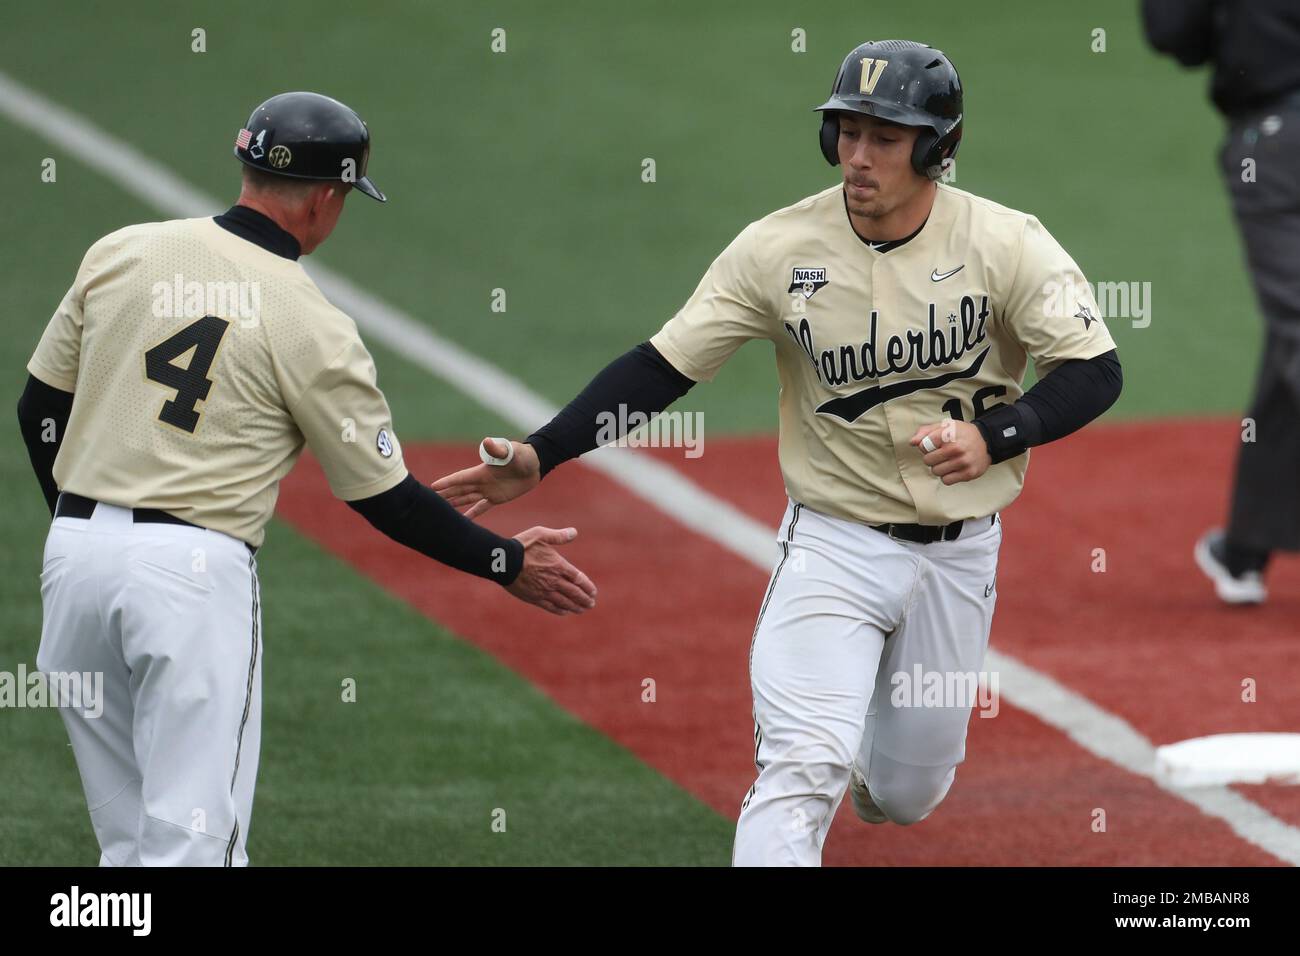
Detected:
left=479, top=438, right=516, bottom=467
left=920, top=435, right=938, bottom=454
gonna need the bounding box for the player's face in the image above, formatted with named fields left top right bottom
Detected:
left=301, top=183, right=351, bottom=254
left=836, top=114, right=928, bottom=222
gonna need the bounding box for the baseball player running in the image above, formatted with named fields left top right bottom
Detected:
left=17, top=91, right=596, bottom=867
left=433, top=41, right=1122, bottom=865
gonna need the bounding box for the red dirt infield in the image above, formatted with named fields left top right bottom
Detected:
left=276, top=419, right=1299, bottom=865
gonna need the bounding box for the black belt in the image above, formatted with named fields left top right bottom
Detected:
left=56, top=492, right=197, bottom=528
left=870, top=515, right=993, bottom=544
left=55, top=493, right=256, bottom=556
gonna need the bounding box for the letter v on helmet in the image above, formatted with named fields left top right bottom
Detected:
left=859, top=58, right=889, bottom=94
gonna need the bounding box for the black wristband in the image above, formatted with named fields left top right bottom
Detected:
left=974, top=349, right=1122, bottom=463
left=973, top=404, right=1030, bottom=464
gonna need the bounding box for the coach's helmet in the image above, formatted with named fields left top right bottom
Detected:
left=815, top=40, right=962, bottom=180
left=234, top=91, right=386, bottom=202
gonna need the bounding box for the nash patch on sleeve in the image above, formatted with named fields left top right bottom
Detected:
left=789, top=267, right=829, bottom=300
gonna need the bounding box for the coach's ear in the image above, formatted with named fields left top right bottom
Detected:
left=308, top=183, right=336, bottom=217
left=298, top=182, right=350, bottom=254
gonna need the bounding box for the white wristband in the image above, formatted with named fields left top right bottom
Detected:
left=479, top=438, right=516, bottom=467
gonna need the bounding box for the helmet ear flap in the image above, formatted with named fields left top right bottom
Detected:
left=911, top=129, right=940, bottom=178
left=819, top=115, right=841, bottom=166
left=912, top=123, right=962, bottom=180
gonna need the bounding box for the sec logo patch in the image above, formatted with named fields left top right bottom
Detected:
left=268, top=145, right=292, bottom=169
left=376, top=428, right=394, bottom=458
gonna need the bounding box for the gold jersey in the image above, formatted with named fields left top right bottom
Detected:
left=28, top=216, right=407, bottom=546
left=651, top=183, right=1117, bottom=526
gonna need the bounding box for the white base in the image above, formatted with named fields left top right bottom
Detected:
left=1154, top=733, right=1300, bottom=787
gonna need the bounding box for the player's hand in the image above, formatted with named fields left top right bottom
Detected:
left=506, top=526, right=597, bottom=615
left=910, top=419, right=992, bottom=486
left=432, top=438, right=541, bottom=518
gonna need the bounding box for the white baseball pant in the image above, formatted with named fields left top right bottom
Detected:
left=733, top=499, right=1002, bottom=866
left=36, top=502, right=262, bottom=866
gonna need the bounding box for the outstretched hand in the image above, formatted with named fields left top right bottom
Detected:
left=432, top=438, right=541, bottom=518
left=507, top=526, right=597, bottom=615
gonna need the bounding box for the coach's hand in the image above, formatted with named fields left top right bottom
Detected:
left=507, top=526, right=597, bottom=615
left=911, top=419, right=992, bottom=486
left=433, top=438, right=541, bottom=518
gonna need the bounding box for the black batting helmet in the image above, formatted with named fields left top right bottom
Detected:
left=234, top=91, right=386, bottom=202
left=814, top=40, right=962, bottom=180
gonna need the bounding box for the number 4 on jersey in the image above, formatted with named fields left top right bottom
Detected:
left=144, top=315, right=231, bottom=433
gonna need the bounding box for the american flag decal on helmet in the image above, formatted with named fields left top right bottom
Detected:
left=235, top=128, right=252, bottom=150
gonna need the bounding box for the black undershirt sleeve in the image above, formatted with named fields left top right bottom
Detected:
left=347, top=474, right=526, bottom=585
left=973, top=349, right=1123, bottom=463
left=526, top=341, right=696, bottom=477
left=17, top=374, right=74, bottom=516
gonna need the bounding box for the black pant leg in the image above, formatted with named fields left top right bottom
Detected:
left=1226, top=328, right=1300, bottom=553
left=1219, top=107, right=1300, bottom=554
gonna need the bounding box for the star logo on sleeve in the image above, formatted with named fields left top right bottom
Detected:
left=1075, top=304, right=1100, bottom=330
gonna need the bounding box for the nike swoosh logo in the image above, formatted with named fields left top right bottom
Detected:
left=931, top=265, right=965, bottom=282
left=815, top=347, right=990, bottom=423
